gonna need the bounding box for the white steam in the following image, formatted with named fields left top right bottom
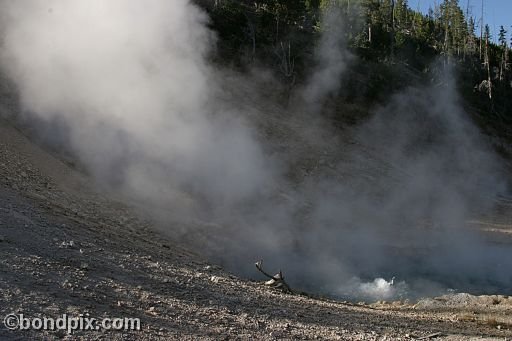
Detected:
left=0, top=0, right=276, bottom=213
left=0, top=1, right=510, bottom=301
left=301, top=6, right=351, bottom=110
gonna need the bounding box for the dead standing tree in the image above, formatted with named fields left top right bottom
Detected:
left=274, top=41, right=296, bottom=94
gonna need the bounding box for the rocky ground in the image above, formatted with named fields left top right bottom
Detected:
left=0, top=114, right=512, bottom=340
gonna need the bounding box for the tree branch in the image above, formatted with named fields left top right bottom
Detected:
left=255, top=260, right=293, bottom=294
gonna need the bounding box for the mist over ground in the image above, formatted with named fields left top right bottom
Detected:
left=0, top=0, right=510, bottom=301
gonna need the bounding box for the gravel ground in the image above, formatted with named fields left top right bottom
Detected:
left=0, top=119, right=511, bottom=340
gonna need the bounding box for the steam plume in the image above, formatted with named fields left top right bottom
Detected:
left=0, top=0, right=510, bottom=301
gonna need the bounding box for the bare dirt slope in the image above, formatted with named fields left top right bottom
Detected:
left=0, top=117, right=511, bottom=340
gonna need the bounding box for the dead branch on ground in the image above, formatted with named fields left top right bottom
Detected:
left=255, top=260, right=293, bottom=294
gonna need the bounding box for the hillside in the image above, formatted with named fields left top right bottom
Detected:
left=1, top=101, right=512, bottom=340
left=1, top=1, right=512, bottom=339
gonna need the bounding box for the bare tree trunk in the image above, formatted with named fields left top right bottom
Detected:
left=485, top=37, right=492, bottom=99
left=275, top=13, right=279, bottom=44
left=244, top=12, right=256, bottom=61
left=500, top=50, right=505, bottom=81
left=479, top=0, right=484, bottom=61
left=444, top=24, right=449, bottom=55
left=390, top=0, right=395, bottom=61
left=463, top=0, right=471, bottom=60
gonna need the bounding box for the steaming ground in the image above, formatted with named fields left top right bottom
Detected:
left=1, top=116, right=512, bottom=340
left=0, top=2, right=511, bottom=339
left=185, top=77, right=512, bottom=302
left=1, top=0, right=512, bottom=304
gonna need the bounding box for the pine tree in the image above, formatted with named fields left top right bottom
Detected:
left=510, top=25, right=512, bottom=49
left=467, top=17, right=477, bottom=56
left=499, top=26, right=508, bottom=81
left=451, top=1, right=467, bottom=57
left=395, top=0, right=409, bottom=28
left=361, top=0, right=381, bottom=44
left=499, top=26, right=507, bottom=47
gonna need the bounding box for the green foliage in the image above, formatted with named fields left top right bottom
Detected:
left=499, top=26, right=507, bottom=48
left=196, top=0, right=512, bottom=132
